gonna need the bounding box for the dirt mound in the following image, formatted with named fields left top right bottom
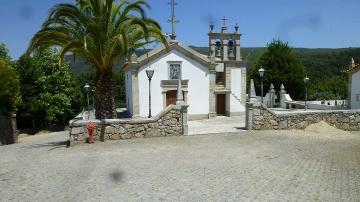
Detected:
left=304, top=121, right=350, bottom=136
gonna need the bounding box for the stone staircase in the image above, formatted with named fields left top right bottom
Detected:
left=231, top=92, right=242, bottom=103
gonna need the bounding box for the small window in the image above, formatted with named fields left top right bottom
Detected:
left=357, top=94, right=360, bottom=102
left=169, top=63, right=181, bottom=80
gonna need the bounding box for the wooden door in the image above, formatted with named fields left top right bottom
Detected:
left=166, top=90, right=177, bottom=106
left=216, top=94, right=226, bottom=115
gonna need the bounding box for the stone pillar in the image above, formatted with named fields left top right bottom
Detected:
left=210, top=39, right=216, bottom=57
left=225, top=65, right=231, bottom=90
left=209, top=70, right=217, bottom=118
left=131, top=69, right=140, bottom=117
left=245, top=102, right=254, bottom=130
left=11, top=114, right=18, bottom=144
left=269, top=83, right=275, bottom=108
left=240, top=68, right=247, bottom=103
left=0, top=114, right=17, bottom=145
left=279, top=84, right=287, bottom=109
left=176, top=79, right=184, bottom=105
left=180, top=104, right=189, bottom=135
left=248, top=79, right=257, bottom=102
left=162, top=91, right=167, bottom=109
left=222, top=39, right=229, bottom=61
left=245, top=79, right=258, bottom=130
left=236, top=40, right=241, bottom=61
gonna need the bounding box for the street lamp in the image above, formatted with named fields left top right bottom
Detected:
left=258, top=67, right=265, bottom=103
left=304, top=76, right=310, bottom=110
left=84, top=83, right=91, bottom=119
left=146, top=69, right=154, bottom=118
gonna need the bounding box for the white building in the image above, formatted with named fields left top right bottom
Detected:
left=124, top=23, right=247, bottom=120
left=346, top=58, right=360, bottom=109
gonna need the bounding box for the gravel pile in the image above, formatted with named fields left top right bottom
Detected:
left=303, top=121, right=350, bottom=136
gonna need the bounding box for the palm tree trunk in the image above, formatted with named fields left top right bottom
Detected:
left=95, top=70, right=117, bottom=119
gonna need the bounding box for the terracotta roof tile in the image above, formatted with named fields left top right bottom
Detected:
left=345, top=63, right=360, bottom=74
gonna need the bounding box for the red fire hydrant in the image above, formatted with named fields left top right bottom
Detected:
left=87, top=121, right=96, bottom=144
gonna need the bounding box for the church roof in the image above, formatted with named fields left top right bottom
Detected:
left=126, top=40, right=216, bottom=70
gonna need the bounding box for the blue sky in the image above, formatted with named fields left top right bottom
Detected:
left=1, top=0, right=360, bottom=59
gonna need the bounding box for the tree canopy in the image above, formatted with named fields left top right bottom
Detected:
left=248, top=40, right=307, bottom=100
left=16, top=48, right=82, bottom=128
left=27, top=0, right=167, bottom=119
left=0, top=43, right=19, bottom=116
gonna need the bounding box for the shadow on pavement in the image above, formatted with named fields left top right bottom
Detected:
left=25, top=140, right=70, bottom=151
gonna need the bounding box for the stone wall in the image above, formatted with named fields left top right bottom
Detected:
left=69, top=104, right=188, bottom=143
left=246, top=102, right=360, bottom=131
left=0, top=114, right=18, bottom=145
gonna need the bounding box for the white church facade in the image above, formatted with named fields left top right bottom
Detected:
left=346, top=58, right=360, bottom=109
left=124, top=23, right=247, bottom=120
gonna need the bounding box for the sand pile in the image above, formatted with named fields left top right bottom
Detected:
left=303, top=121, right=350, bottom=136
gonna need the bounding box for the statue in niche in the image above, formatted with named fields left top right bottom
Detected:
left=169, top=64, right=181, bottom=80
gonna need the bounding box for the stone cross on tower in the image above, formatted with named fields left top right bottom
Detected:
left=222, top=16, right=228, bottom=27
left=168, top=0, right=179, bottom=40
left=221, top=16, right=228, bottom=33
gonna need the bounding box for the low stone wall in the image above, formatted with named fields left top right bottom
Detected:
left=69, top=104, right=188, bottom=143
left=0, top=114, right=18, bottom=145
left=246, top=102, right=360, bottom=131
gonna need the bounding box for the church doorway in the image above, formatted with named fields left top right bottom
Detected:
left=166, top=90, right=177, bottom=106
left=166, top=90, right=185, bottom=106
left=216, top=94, right=226, bottom=115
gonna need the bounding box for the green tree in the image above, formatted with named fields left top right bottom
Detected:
left=27, top=0, right=167, bottom=119
left=248, top=40, right=307, bottom=100
left=0, top=43, right=11, bottom=64
left=0, top=43, right=20, bottom=116
left=16, top=48, right=82, bottom=128
left=308, top=76, right=347, bottom=100
left=0, top=61, right=19, bottom=116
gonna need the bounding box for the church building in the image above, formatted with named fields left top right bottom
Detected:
left=124, top=19, right=247, bottom=120
left=346, top=58, right=360, bottom=109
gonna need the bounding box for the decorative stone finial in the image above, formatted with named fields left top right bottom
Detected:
left=280, top=83, right=286, bottom=93
left=130, top=53, right=138, bottom=63
left=210, top=21, right=214, bottom=32
left=269, top=83, right=275, bottom=93
left=280, top=83, right=285, bottom=91
left=176, top=79, right=184, bottom=105
left=235, top=23, right=239, bottom=33
left=248, top=79, right=257, bottom=102
left=270, top=83, right=274, bottom=89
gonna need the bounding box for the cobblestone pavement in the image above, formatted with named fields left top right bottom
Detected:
left=1, top=129, right=360, bottom=201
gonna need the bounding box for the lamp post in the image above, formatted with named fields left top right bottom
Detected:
left=91, top=89, right=95, bottom=110
left=84, top=83, right=91, bottom=119
left=146, top=69, right=154, bottom=118
left=258, top=67, right=265, bottom=103
left=304, top=76, right=310, bottom=110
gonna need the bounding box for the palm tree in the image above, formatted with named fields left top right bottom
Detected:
left=27, top=0, right=167, bottom=119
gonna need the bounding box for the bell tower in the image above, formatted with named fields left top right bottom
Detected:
left=208, top=17, right=242, bottom=62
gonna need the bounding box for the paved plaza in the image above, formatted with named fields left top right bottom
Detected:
left=1, top=127, right=360, bottom=201
left=188, top=116, right=245, bottom=135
